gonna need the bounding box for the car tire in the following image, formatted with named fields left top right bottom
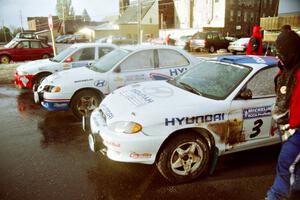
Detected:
left=232, top=51, right=237, bottom=55
left=156, top=132, right=210, bottom=183
left=71, top=90, right=102, bottom=119
left=208, top=45, right=215, bottom=53
left=42, top=54, right=50, bottom=59
left=0, top=55, right=11, bottom=64
left=32, top=73, right=51, bottom=91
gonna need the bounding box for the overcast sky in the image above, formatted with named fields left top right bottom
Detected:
left=0, top=0, right=119, bottom=29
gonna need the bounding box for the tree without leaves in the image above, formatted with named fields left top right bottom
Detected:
left=56, top=0, right=75, bottom=20
left=82, top=8, right=91, bottom=22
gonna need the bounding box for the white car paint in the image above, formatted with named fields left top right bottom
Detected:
left=36, top=45, right=201, bottom=114
left=88, top=55, right=281, bottom=182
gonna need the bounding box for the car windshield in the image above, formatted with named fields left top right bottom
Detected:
left=171, top=61, right=251, bottom=100
left=51, top=47, right=77, bottom=62
left=89, top=48, right=130, bottom=73
left=193, top=32, right=206, bottom=39
left=4, top=39, right=18, bottom=48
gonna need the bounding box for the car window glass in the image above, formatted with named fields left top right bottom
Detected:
left=31, top=41, right=42, bottom=48
left=98, top=47, right=113, bottom=58
left=41, top=42, right=49, bottom=48
left=158, top=49, right=189, bottom=68
left=207, top=33, right=213, bottom=39
left=72, top=47, right=95, bottom=61
left=219, top=33, right=225, bottom=40
left=246, top=67, right=277, bottom=97
left=120, top=50, right=154, bottom=72
left=213, top=33, right=219, bottom=40
left=17, top=41, right=30, bottom=48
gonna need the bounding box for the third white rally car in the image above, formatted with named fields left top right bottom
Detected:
left=87, top=55, right=281, bottom=183
left=34, top=45, right=201, bottom=119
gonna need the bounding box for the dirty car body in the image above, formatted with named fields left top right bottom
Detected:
left=88, top=55, right=280, bottom=183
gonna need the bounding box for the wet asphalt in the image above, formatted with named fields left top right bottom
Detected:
left=0, top=84, right=284, bottom=200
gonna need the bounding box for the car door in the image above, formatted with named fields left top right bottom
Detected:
left=70, top=47, right=96, bottom=68
left=153, top=49, right=190, bottom=80
left=13, top=41, right=31, bottom=61
left=227, top=66, right=278, bottom=149
left=30, top=41, right=44, bottom=60
left=108, top=49, right=155, bottom=91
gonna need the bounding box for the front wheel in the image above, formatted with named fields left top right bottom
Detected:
left=0, top=55, right=11, bottom=64
left=71, top=90, right=102, bottom=119
left=156, top=133, right=210, bottom=183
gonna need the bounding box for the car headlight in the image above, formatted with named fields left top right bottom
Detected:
left=18, top=71, right=29, bottom=76
left=108, top=121, right=142, bottom=134
left=50, top=86, right=61, bottom=93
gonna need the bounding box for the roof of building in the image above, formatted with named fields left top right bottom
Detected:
left=117, top=0, right=155, bottom=24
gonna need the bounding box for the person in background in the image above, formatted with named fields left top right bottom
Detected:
left=165, top=34, right=171, bottom=45
left=246, top=25, right=263, bottom=55
left=281, top=24, right=292, bottom=32
left=266, top=30, right=300, bottom=200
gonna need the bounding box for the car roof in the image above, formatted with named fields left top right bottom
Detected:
left=13, top=38, right=43, bottom=42
left=215, top=55, right=278, bottom=67
left=70, top=43, right=118, bottom=48
left=119, top=44, right=183, bottom=51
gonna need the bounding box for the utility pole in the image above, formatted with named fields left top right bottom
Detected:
left=20, top=10, right=23, bottom=32
left=62, top=5, right=66, bottom=35
left=137, top=0, right=142, bottom=44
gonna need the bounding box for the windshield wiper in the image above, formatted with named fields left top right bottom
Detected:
left=179, top=81, right=202, bottom=96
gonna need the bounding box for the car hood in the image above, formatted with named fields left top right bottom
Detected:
left=100, top=81, right=225, bottom=127
left=16, top=59, right=61, bottom=74
left=41, top=66, right=99, bottom=86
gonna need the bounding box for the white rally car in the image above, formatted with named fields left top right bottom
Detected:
left=15, top=43, right=117, bottom=89
left=87, top=55, right=280, bottom=183
left=35, top=45, right=201, bottom=119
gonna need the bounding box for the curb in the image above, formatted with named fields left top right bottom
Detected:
left=0, top=64, right=19, bottom=84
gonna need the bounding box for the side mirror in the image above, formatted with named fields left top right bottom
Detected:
left=114, top=66, right=121, bottom=73
left=239, top=88, right=252, bottom=100
left=87, top=61, right=94, bottom=66
left=64, top=57, right=73, bottom=63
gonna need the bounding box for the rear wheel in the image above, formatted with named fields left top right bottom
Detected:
left=42, top=54, right=50, bottom=59
left=208, top=45, right=215, bottom=53
left=232, top=51, right=237, bottom=55
left=0, top=55, right=11, bottom=64
left=71, top=90, right=102, bottom=119
left=156, top=133, right=210, bottom=183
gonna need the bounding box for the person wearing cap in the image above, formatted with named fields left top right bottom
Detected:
left=246, top=25, right=263, bottom=55
left=266, top=30, right=300, bottom=200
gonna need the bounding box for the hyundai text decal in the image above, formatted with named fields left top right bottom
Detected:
left=169, top=68, right=188, bottom=76
left=243, top=106, right=272, bottom=120
left=165, top=113, right=225, bottom=126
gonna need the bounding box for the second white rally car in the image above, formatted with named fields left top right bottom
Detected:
left=87, top=55, right=281, bottom=183
left=35, top=45, right=202, bottom=119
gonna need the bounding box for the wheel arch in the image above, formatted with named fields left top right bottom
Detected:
left=32, top=71, right=52, bottom=83
left=70, top=87, right=105, bottom=105
left=0, top=53, right=12, bottom=61
left=155, top=127, right=215, bottom=162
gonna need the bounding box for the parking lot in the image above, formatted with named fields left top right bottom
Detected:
left=0, top=84, right=282, bottom=200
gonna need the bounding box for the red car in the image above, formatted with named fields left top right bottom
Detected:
left=0, top=38, right=53, bottom=64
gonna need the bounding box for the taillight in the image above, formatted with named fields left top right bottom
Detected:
left=204, top=39, right=208, bottom=46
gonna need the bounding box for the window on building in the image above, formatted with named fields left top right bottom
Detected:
left=250, top=12, right=254, bottom=22
left=237, top=10, right=241, bottom=22
left=244, top=11, right=248, bottom=22
left=230, top=10, right=234, bottom=22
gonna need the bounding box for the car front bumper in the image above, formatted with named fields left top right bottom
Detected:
left=35, top=90, right=71, bottom=111
left=14, top=73, right=34, bottom=89
left=89, top=109, right=164, bottom=164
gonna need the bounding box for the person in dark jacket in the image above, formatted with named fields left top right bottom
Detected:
left=266, top=30, right=300, bottom=200
left=246, top=25, right=263, bottom=55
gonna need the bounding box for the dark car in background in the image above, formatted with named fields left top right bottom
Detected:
left=189, top=31, right=230, bottom=53
left=0, top=38, right=53, bottom=64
